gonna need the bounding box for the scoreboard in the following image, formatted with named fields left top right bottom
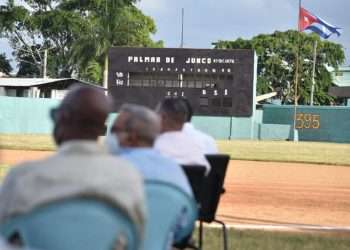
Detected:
left=108, top=47, right=256, bottom=117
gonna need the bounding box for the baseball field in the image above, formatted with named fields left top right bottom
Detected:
left=1, top=135, right=350, bottom=249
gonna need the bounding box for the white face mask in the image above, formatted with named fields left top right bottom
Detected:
left=105, top=132, right=120, bottom=155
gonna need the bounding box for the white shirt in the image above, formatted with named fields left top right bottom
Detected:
left=154, top=131, right=211, bottom=172
left=183, top=123, right=218, bottom=154
left=0, top=140, right=146, bottom=236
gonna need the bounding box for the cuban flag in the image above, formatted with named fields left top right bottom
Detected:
left=299, top=7, right=341, bottom=39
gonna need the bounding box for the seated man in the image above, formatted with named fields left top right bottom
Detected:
left=107, top=103, right=192, bottom=196
left=154, top=97, right=210, bottom=173
left=0, top=86, right=146, bottom=238
left=180, top=97, right=218, bottom=154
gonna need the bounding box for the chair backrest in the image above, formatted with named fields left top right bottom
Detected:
left=200, top=154, right=230, bottom=222
left=143, top=180, right=198, bottom=250
left=181, top=166, right=206, bottom=209
left=0, top=199, right=140, bottom=250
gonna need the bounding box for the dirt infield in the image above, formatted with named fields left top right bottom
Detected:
left=217, top=161, right=350, bottom=228
left=0, top=150, right=52, bottom=165
left=1, top=149, right=350, bottom=228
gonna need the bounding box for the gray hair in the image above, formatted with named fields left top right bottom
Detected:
left=119, top=104, right=161, bottom=145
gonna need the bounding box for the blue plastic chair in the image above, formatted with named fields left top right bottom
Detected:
left=143, top=180, right=198, bottom=250
left=0, top=199, right=140, bottom=250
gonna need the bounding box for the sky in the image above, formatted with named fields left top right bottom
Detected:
left=1, top=0, right=349, bottom=70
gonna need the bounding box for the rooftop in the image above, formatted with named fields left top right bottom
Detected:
left=0, top=78, right=105, bottom=89
left=0, top=78, right=70, bottom=87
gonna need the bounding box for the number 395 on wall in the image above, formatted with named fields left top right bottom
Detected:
left=296, top=113, right=320, bottom=129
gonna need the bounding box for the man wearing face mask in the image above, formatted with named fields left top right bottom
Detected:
left=106, top=103, right=192, bottom=196
left=0, top=86, right=146, bottom=240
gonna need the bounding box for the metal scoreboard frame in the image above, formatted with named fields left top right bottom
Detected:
left=108, top=47, right=256, bottom=117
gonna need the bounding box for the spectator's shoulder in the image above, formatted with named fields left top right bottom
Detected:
left=104, top=154, right=134, bottom=167
left=157, top=153, right=179, bottom=166
left=4, top=159, right=45, bottom=181
left=156, top=131, right=180, bottom=142
left=101, top=154, right=142, bottom=179
left=0, top=160, right=44, bottom=203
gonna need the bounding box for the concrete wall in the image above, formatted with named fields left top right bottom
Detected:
left=263, top=105, right=350, bottom=143
left=107, top=113, right=262, bottom=140
left=0, top=96, right=260, bottom=139
left=3, top=96, right=349, bottom=143
left=0, top=96, right=59, bottom=134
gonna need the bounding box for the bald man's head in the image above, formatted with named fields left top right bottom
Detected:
left=51, top=85, right=111, bottom=145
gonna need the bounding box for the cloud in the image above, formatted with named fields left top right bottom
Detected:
left=138, top=0, right=349, bottom=62
left=136, top=0, right=167, bottom=13
left=1, top=0, right=349, bottom=67
left=138, top=0, right=296, bottom=47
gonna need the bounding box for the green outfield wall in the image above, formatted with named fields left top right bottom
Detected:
left=107, top=113, right=262, bottom=140
left=263, top=105, right=350, bottom=143
left=0, top=97, right=59, bottom=134
left=1, top=96, right=349, bottom=143
left=0, top=96, right=260, bottom=139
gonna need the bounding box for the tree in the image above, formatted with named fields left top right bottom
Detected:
left=65, top=0, right=163, bottom=85
left=0, top=0, right=84, bottom=78
left=213, top=30, right=345, bottom=105
left=0, top=53, right=12, bottom=75
left=15, top=45, right=41, bottom=77
left=0, top=0, right=162, bottom=83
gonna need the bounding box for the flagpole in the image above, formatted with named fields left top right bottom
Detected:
left=180, top=8, right=184, bottom=48
left=293, top=0, right=301, bottom=141
left=297, top=4, right=340, bottom=107
left=310, top=39, right=317, bottom=105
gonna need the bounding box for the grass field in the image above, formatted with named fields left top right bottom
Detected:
left=0, top=164, right=9, bottom=179
left=197, top=228, right=350, bottom=250
left=0, top=134, right=55, bottom=151
left=1, top=134, right=350, bottom=166
left=218, top=140, right=350, bottom=166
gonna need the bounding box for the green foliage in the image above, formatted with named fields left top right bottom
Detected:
left=80, top=60, right=103, bottom=83
left=0, top=0, right=84, bottom=77
left=0, top=0, right=162, bottom=83
left=214, top=30, right=345, bottom=105
left=69, top=1, right=163, bottom=84
left=0, top=53, right=12, bottom=74
left=16, top=44, right=41, bottom=77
